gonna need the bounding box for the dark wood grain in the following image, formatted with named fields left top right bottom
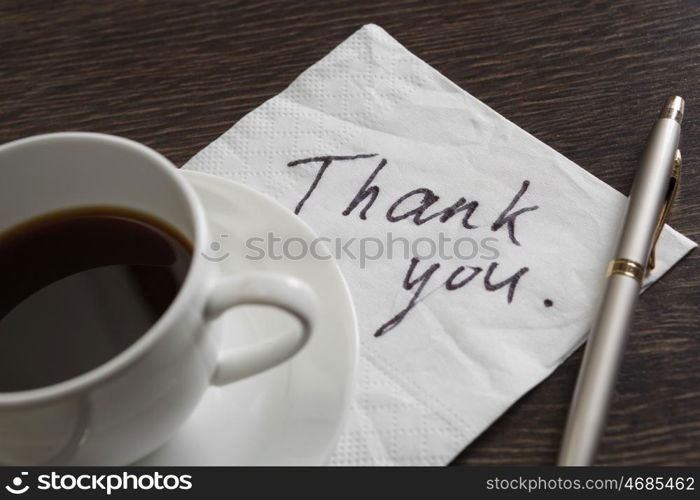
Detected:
left=1, top=0, right=698, bottom=465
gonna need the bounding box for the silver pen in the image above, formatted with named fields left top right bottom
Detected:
left=558, top=96, right=684, bottom=466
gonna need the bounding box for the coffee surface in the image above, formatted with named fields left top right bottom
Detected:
left=0, top=207, right=192, bottom=392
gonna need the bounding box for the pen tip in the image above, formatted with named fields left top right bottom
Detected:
left=661, top=96, right=685, bottom=124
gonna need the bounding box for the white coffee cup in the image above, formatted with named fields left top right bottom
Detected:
left=0, top=132, right=318, bottom=465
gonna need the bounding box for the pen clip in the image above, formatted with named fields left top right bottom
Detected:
left=647, top=149, right=682, bottom=274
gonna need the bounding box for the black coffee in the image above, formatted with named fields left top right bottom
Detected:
left=0, top=207, right=192, bottom=392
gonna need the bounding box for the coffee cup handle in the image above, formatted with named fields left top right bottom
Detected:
left=203, top=272, right=319, bottom=386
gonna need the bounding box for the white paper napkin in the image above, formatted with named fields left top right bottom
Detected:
left=184, top=24, right=696, bottom=465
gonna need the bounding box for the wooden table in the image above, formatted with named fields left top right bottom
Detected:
left=1, top=0, right=698, bottom=465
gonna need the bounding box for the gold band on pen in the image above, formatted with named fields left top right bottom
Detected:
left=606, top=258, right=645, bottom=283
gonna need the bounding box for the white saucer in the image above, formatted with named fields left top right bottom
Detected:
left=138, top=170, right=358, bottom=465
